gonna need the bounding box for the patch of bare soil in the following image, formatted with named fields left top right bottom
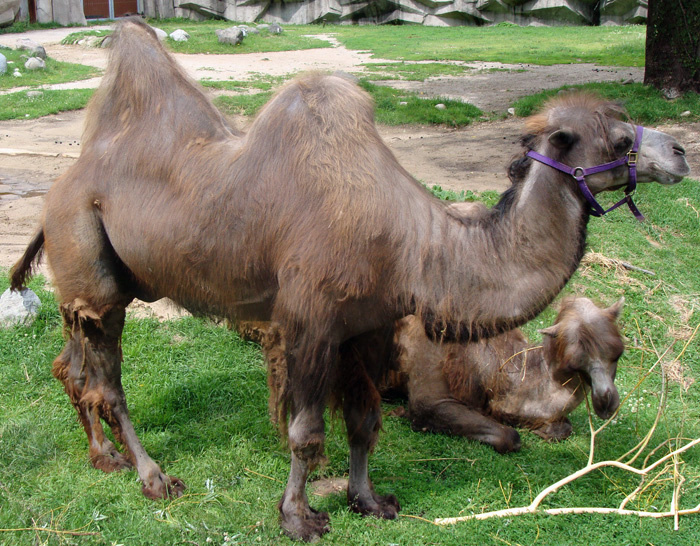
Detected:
left=1, top=28, right=698, bottom=319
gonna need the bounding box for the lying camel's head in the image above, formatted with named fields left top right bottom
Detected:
left=541, top=296, right=625, bottom=420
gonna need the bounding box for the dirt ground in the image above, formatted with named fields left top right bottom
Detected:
left=1, top=26, right=699, bottom=297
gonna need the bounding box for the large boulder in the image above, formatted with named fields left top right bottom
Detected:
left=16, top=38, right=46, bottom=59
left=0, top=0, right=19, bottom=27
left=0, top=288, right=41, bottom=327
left=25, top=56, right=46, bottom=70
left=216, top=26, right=245, bottom=45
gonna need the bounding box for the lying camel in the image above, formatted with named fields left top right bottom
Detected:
left=384, top=297, right=624, bottom=453
left=10, top=18, right=690, bottom=541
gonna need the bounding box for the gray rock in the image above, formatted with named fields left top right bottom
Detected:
left=0, top=52, right=6, bottom=75
left=663, top=88, right=681, bottom=100
left=269, top=23, right=283, bottom=34
left=216, top=27, right=245, bottom=46
left=0, top=0, right=20, bottom=28
left=16, top=38, right=47, bottom=60
left=0, top=288, right=41, bottom=327
left=169, top=29, right=190, bottom=42
left=150, top=26, right=168, bottom=41
left=26, top=90, right=44, bottom=98
left=435, top=103, right=447, bottom=110
left=24, top=57, right=46, bottom=70
left=256, top=24, right=270, bottom=32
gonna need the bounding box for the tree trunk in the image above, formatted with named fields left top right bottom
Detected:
left=644, top=0, right=700, bottom=95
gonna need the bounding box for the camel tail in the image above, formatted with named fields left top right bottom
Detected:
left=10, top=229, right=45, bottom=291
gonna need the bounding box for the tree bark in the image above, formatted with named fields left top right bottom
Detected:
left=644, top=0, right=700, bottom=95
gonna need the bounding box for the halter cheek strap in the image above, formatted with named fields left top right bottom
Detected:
left=526, top=125, right=645, bottom=221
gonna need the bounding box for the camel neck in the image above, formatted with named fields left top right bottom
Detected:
left=410, top=163, right=589, bottom=342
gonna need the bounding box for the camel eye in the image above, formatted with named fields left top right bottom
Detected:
left=614, top=136, right=633, bottom=153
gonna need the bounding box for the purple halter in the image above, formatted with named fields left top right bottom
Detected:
left=526, top=125, right=645, bottom=221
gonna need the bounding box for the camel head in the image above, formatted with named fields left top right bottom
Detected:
left=541, top=297, right=624, bottom=420
left=523, top=93, right=690, bottom=197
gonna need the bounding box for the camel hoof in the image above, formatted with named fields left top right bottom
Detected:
left=90, top=448, right=133, bottom=473
left=350, top=492, right=401, bottom=519
left=533, top=420, right=573, bottom=442
left=279, top=506, right=330, bottom=542
left=492, top=427, right=521, bottom=454
left=142, top=474, right=186, bottom=500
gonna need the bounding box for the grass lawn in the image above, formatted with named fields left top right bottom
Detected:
left=0, top=47, right=100, bottom=91
left=1, top=176, right=698, bottom=545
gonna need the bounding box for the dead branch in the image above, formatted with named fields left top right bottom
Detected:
left=434, top=339, right=700, bottom=528
left=435, top=438, right=700, bottom=525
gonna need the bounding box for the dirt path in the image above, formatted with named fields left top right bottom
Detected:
left=1, top=27, right=698, bottom=286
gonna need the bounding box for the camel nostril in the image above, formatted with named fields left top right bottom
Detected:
left=673, top=145, right=686, bottom=156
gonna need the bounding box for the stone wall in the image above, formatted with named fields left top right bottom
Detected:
left=171, top=0, right=647, bottom=26
left=11, top=0, right=646, bottom=28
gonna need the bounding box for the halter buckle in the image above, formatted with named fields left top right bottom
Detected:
left=627, top=151, right=638, bottom=165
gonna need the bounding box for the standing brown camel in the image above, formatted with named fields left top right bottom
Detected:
left=10, top=19, right=690, bottom=541
left=385, top=297, right=624, bottom=452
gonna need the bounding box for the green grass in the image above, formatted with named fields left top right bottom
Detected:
left=213, top=91, right=274, bottom=117
left=0, top=47, right=100, bottom=91
left=211, top=81, right=484, bottom=126
left=62, top=20, right=334, bottom=55
left=513, top=82, right=700, bottom=124
left=48, top=19, right=646, bottom=66
left=361, top=80, right=483, bottom=126
left=328, top=23, right=647, bottom=66
left=0, top=88, right=94, bottom=120
left=201, top=74, right=287, bottom=92
left=1, top=174, right=698, bottom=545
left=361, top=61, right=475, bottom=81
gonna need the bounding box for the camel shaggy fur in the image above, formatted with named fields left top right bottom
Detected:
left=10, top=19, right=690, bottom=541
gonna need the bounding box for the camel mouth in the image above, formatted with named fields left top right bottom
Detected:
left=592, top=388, right=620, bottom=420
left=645, top=159, right=691, bottom=185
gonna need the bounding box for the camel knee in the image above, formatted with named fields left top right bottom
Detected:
left=52, top=338, right=87, bottom=403
left=288, top=412, right=326, bottom=469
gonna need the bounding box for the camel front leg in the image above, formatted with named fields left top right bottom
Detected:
left=343, top=366, right=400, bottom=519
left=278, top=404, right=330, bottom=541
left=57, top=300, right=185, bottom=499
left=410, top=397, right=522, bottom=454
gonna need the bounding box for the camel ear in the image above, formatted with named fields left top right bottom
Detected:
left=548, top=129, right=577, bottom=149
left=606, top=297, right=625, bottom=320
left=539, top=324, right=560, bottom=338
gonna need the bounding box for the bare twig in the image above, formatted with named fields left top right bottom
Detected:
left=434, top=346, right=700, bottom=528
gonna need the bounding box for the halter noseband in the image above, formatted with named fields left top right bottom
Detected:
left=526, top=125, right=645, bottom=221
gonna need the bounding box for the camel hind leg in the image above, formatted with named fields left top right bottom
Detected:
left=55, top=298, right=185, bottom=499
left=45, top=205, right=184, bottom=499
left=53, top=304, right=132, bottom=473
